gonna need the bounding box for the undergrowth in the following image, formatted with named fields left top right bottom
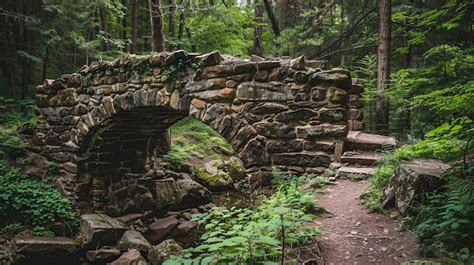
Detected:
left=0, top=108, right=78, bottom=237
left=164, top=174, right=321, bottom=264
left=365, top=117, right=474, bottom=261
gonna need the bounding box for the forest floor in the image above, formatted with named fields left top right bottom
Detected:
left=315, top=179, right=421, bottom=265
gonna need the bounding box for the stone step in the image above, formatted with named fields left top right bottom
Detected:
left=345, top=131, right=397, bottom=151
left=341, top=151, right=384, bottom=166
left=336, top=166, right=375, bottom=179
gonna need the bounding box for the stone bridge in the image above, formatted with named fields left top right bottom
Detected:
left=26, top=50, right=364, bottom=215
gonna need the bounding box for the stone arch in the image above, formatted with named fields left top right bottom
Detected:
left=29, top=50, right=362, bottom=214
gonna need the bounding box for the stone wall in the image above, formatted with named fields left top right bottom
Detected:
left=25, top=50, right=362, bottom=214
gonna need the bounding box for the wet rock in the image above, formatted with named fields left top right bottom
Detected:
left=80, top=214, right=127, bottom=247
left=86, top=247, right=121, bottom=263
left=13, top=236, right=78, bottom=256
left=146, top=216, right=179, bottom=243
left=110, top=249, right=147, bottom=265
left=118, top=230, right=152, bottom=253
left=148, top=239, right=183, bottom=265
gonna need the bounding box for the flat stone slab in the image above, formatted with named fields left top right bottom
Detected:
left=86, top=247, right=121, bottom=262
left=341, top=151, right=383, bottom=166
left=14, top=236, right=78, bottom=255
left=80, top=214, right=127, bottom=247
left=345, top=131, right=397, bottom=151
left=336, top=166, right=375, bottom=178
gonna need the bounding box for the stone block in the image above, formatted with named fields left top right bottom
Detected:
left=14, top=236, right=78, bottom=256
left=118, top=230, right=152, bottom=253
left=80, top=214, right=127, bottom=247
left=272, top=152, right=331, bottom=167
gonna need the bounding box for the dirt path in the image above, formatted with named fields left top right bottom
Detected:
left=315, top=179, right=420, bottom=265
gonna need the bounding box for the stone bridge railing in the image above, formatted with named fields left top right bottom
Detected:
left=25, top=50, right=364, bottom=214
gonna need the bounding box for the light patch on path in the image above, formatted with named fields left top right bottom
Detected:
left=316, top=179, right=420, bottom=264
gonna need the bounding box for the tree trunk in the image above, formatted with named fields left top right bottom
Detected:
left=99, top=6, right=111, bottom=51
left=168, top=0, right=176, bottom=50
left=253, top=1, right=264, bottom=56
left=376, top=0, right=391, bottom=135
left=177, top=11, right=185, bottom=49
left=263, top=0, right=280, bottom=36
left=42, top=47, right=49, bottom=80
left=185, top=26, right=196, bottom=52
left=277, top=0, right=289, bottom=29
left=149, top=0, right=165, bottom=52
left=130, top=0, right=139, bottom=53
left=121, top=0, right=128, bottom=52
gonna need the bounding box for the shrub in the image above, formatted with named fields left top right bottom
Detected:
left=414, top=168, right=474, bottom=262
left=0, top=160, right=79, bottom=236
left=164, top=176, right=320, bottom=264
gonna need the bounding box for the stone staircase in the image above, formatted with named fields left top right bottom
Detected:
left=333, top=131, right=397, bottom=179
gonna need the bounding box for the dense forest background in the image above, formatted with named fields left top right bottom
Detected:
left=1, top=0, right=472, bottom=138
left=0, top=0, right=473, bottom=263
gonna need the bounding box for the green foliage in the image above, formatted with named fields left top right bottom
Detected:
left=164, top=117, right=233, bottom=170
left=365, top=117, right=473, bottom=211
left=414, top=169, right=474, bottom=262
left=0, top=106, right=78, bottom=237
left=163, top=176, right=320, bottom=264
left=0, top=160, right=79, bottom=235
left=183, top=5, right=254, bottom=56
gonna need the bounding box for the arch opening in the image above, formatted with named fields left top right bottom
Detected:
left=75, top=106, right=206, bottom=216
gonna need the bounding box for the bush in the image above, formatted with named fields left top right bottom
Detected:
left=0, top=160, right=79, bottom=236
left=164, top=176, right=320, bottom=264
left=414, top=168, right=474, bottom=262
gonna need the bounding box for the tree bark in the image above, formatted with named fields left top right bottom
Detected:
left=253, top=1, right=264, bottom=56
left=149, top=0, right=165, bottom=52
left=277, top=0, right=289, bottom=29
left=262, top=0, right=280, bottom=36
left=376, top=0, right=391, bottom=135
left=130, top=0, right=139, bottom=53
left=42, top=46, right=49, bottom=80
left=99, top=6, right=111, bottom=51
left=168, top=0, right=176, bottom=50
left=177, top=11, right=185, bottom=49
left=121, top=0, right=128, bottom=52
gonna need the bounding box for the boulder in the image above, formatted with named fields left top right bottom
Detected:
left=198, top=160, right=234, bottom=190
left=382, top=159, right=451, bottom=215
left=80, top=214, right=127, bottom=247
left=118, top=230, right=152, bottom=253
left=86, top=247, right=121, bottom=262
left=146, top=216, right=179, bottom=243
left=110, top=249, right=147, bottom=265
left=13, top=236, right=78, bottom=256
left=171, top=221, right=198, bottom=237
left=148, top=239, right=183, bottom=265
left=154, top=176, right=211, bottom=211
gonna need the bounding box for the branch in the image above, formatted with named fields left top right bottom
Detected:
left=313, top=6, right=377, bottom=57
